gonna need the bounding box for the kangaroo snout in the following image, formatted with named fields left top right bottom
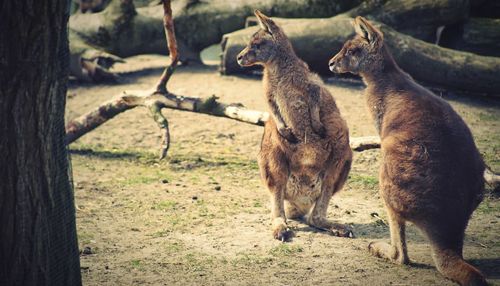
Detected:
left=328, top=58, right=337, bottom=72
left=236, top=52, right=244, bottom=66
left=236, top=54, right=243, bottom=65
left=237, top=48, right=252, bottom=67
left=328, top=56, right=341, bottom=73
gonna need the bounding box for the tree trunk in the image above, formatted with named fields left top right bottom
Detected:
left=0, top=1, right=81, bottom=286
left=220, top=16, right=500, bottom=95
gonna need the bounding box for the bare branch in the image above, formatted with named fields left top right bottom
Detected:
left=155, top=0, right=179, bottom=94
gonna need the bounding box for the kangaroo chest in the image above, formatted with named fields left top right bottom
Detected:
left=366, top=90, right=385, bottom=134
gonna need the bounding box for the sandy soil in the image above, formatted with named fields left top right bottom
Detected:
left=67, top=55, right=500, bottom=286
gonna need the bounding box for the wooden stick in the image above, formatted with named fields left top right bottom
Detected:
left=152, top=0, right=177, bottom=157
left=155, top=0, right=179, bottom=94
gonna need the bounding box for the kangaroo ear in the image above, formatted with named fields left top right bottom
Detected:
left=353, top=16, right=383, bottom=47
left=254, top=9, right=280, bottom=36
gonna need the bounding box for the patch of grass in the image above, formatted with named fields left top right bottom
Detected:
left=152, top=200, right=178, bottom=211
left=166, top=214, right=184, bottom=228
left=70, top=144, right=157, bottom=162
left=164, top=241, right=185, bottom=253
left=348, top=174, right=379, bottom=189
left=478, top=112, right=499, bottom=122
left=121, top=175, right=159, bottom=186
left=269, top=244, right=303, bottom=257
left=183, top=253, right=213, bottom=273
left=232, top=253, right=273, bottom=266
left=150, top=229, right=171, bottom=238
left=78, top=231, right=94, bottom=245
left=130, top=259, right=143, bottom=269
left=476, top=133, right=500, bottom=172
left=195, top=199, right=215, bottom=219
left=253, top=200, right=263, bottom=208
left=476, top=199, right=500, bottom=215
left=167, top=152, right=258, bottom=172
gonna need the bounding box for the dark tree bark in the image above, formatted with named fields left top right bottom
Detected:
left=0, top=1, right=82, bottom=286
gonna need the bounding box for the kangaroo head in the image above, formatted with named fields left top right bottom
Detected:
left=237, top=10, right=289, bottom=67
left=328, top=16, right=384, bottom=74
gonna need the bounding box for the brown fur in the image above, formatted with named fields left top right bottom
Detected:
left=238, top=10, right=353, bottom=241
left=329, top=16, right=487, bottom=286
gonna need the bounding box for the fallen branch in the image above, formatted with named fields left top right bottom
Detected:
left=65, top=90, right=269, bottom=150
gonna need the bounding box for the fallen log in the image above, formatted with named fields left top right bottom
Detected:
left=69, top=0, right=468, bottom=61
left=220, top=16, right=500, bottom=95
left=344, top=0, right=469, bottom=42
left=69, top=0, right=362, bottom=60
left=69, top=31, right=124, bottom=82
left=470, top=0, right=500, bottom=18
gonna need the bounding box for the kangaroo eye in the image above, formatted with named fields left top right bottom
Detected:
left=347, top=48, right=359, bottom=56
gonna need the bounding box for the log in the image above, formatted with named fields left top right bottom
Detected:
left=344, top=0, right=469, bottom=42
left=220, top=16, right=500, bottom=95
left=69, top=0, right=362, bottom=60
left=440, top=18, right=500, bottom=57
left=65, top=91, right=269, bottom=145
left=69, top=30, right=124, bottom=81
left=69, top=0, right=469, bottom=61
left=470, top=0, right=500, bottom=18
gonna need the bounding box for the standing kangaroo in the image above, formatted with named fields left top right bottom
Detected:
left=237, top=10, right=353, bottom=241
left=329, top=16, right=487, bottom=286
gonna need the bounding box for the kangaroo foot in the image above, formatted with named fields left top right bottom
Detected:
left=368, top=241, right=409, bottom=265
left=272, top=218, right=293, bottom=242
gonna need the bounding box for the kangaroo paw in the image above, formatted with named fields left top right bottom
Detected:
left=312, top=123, right=327, bottom=138
left=277, top=127, right=299, bottom=143
left=272, top=218, right=293, bottom=242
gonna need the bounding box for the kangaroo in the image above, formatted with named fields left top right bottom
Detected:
left=329, top=16, right=487, bottom=286
left=236, top=10, right=353, bottom=241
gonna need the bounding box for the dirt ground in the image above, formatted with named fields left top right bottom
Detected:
left=67, top=55, right=500, bottom=286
